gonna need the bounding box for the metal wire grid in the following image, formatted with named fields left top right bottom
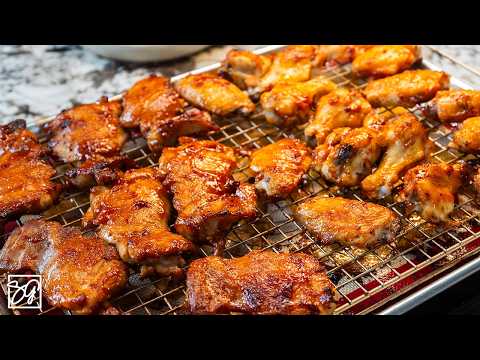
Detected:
left=1, top=50, right=480, bottom=315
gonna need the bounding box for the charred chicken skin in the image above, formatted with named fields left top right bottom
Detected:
left=0, top=219, right=128, bottom=315
left=364, top=70, right=450, bottom=109
left=120, top=75, right=218, bottom=153
left=352, top=45, right=421, bottom=78
left=397, top=162, right=466, bottom=223
left=294, top=196, right=400, bottom=248
left=260, top=76, right=337, bottom=128
left=449, top=116, right=480, bottom=154
left=361, top=113, right=433, bottom=199
left=83, top=168, right=195, bottom=277
left=159, top=138, right=257, bottom=254
left=186, top=250, right=337, bottom=315
left=44, top=97, right=129, bottom=188
left=0, top=120, right=60, bottom=218
left=174, top=73, right=255, bottom=117
left=312, top=127, right=382, bottom=187
left=305, top=88, right=372, bottom=144
left=424, top=89, right=480, bottom=123
left=249, top=138, right=312, bottom=199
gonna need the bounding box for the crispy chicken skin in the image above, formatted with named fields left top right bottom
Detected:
left=294, top=196, right=400, bottom=248
left=316, top=45, right=373, bottom=68
left=174, top=73, right=255, bottom=117
left=186, top=250, right=337, bottom=315
left=82, top=168, right=195, bottom=277
left=260, top=77, right=337, bottom=128
left=0, top=220, right=127, bottom=315
left=449, top=117, right=480, bottom=153
left=397, top=163, right=466, bottom=223
left=0, top=120, right=60, bottom=218
left=474, top=169, right=480, bottom=196
left=424, top=90, right=480, bottom=122
left=159, top=138, right=257, bottom=254
left=352, top=45, right=421, bottom=78
left=361, top=113, right=433, bottom=199
left=44, top=97, right=129, bottom=188
left=120, top=75, right=218, bottom=153
left=220, top=49, right=273, bottom=93
left=312, top=127, right=382, bottom=187
left=364, top=70, right=450, bottom=109
left=305, top=88, right=372, bottom=144
left=250, top=138, right=312, bottom=199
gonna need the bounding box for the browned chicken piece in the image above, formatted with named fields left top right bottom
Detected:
left=186, top=250, right=337, bottom=315
left=159, top=138, right=257, bottom=254
left=174, top=73, right=255, bottom=117
left=260, top=76, right=337, bottom=128
left=44, top=97, right=130, bottom=188
left=294, top=196, right=400, bottom=248
left=352, top=45, right=422, bottom=78
left=424, top=89, right=480, bottom=122
left=397, top=162, right=467, bottom=223
left=361, top=113, right=433, bottom=199
left=474, top=169, right=480, bottom=196
left=0, top=219, right=127, bottom=315
left=364, top=70, right=450, bottom=109
left=0, top=120, right=61, bottom=218
left=257, top=45, right=319, bottom=93
left=82, top=168, right=195, bottom=277
left=120, top=75, right=218, bottom=153
left=249, top=138, right=312, bottom=199
left=305, top=88, right=372, bottom=144
left=449, top=117, right=480, bottom=153
left=316, top=45, right=374, bottom=68
left=312, top=127, right=382, bottom=187
left=362, top=109, right=397, bottom=131
left=220, top=49, right=273, bottom=93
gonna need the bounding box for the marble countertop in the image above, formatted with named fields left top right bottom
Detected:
left=1, top=45, right=479, bottom=125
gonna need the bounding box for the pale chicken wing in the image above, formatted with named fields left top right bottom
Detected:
left=424, top=89, right=480, bottom=122
left=449, top=116, right=480, bottom=153
left=316, top=45, right=374, bottom=68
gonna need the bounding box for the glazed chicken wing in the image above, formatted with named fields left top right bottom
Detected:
left=305, top=88, right=372, bottom=144
left=158, top=138, right=257, bottom=254
left=44, top=97, right=130, bottom=188
left=294, top=196, right=400, bottom=248
left=186, top=250, right=337, bottom=315
left=260, top=76, right=337, bottom=128
left=449, top=117, right=480, bottom=153
left=174, top=73, right=255, bottom=117
left=0, top=220, right=127, bottom=314
left=249, top=138, right=312, bottom=199
left=0, top=120, right=60, bottom=218
left=361, top=113, right=433, bottom=199
left=312, top=127, right=382, bottom=187
left=83, top=168, right=195, bottom=277
left=352, top=45, right=421, bottom=78
left=364, top=70, right=450, bottom=109
left=424, top=89, right=480, bottom=122
left=316, top=45, right=373, bottom=68
left=120, top=75, right=218, bottom=153
left=397, top=162, right=466, bottom=223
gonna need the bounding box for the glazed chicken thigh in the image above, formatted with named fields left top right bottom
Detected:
left=249, top=138, right=312, bottom=199
left=449, top=117, right=480, bottom=154
left=424, top=89, right=480, bottom=122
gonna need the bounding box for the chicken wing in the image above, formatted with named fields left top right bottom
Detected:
left=316, top=45, right=373, bottom=68
left=0, top=219, right=127, bottom=314
left=364, top=70, right=450, bottom=109
left=260, top=76, right=337, bottom=128
left=352, top=45, right=421, bottom=78
left=305, top=88, right=372, bottom=144
left=186, top=250, right=337, bottom=315
left=397, top=162, right=466, bottom=223
left=0, top=120, right=61, bottom=218
left=83, top=168, right=195, bottom=277
left=294, top=196, right=400, bottom=248
left=312, top=127, right=382, bottom=187
left=249, top=138, right=312, bottom=199
left=361, top=113, right=433, bottom=199
left=44, top=97, right=130, bottom=188
left=158, top=138, right=257, bottom=254
left=449, top=117, right=480, bottom=153
left=174, top=73, right=255, bottom=117
left=474, top=169, right=480, bottom=196
left=120, top=75, right=218, bottom=153
left=424, top=89, right=480, bottom=122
